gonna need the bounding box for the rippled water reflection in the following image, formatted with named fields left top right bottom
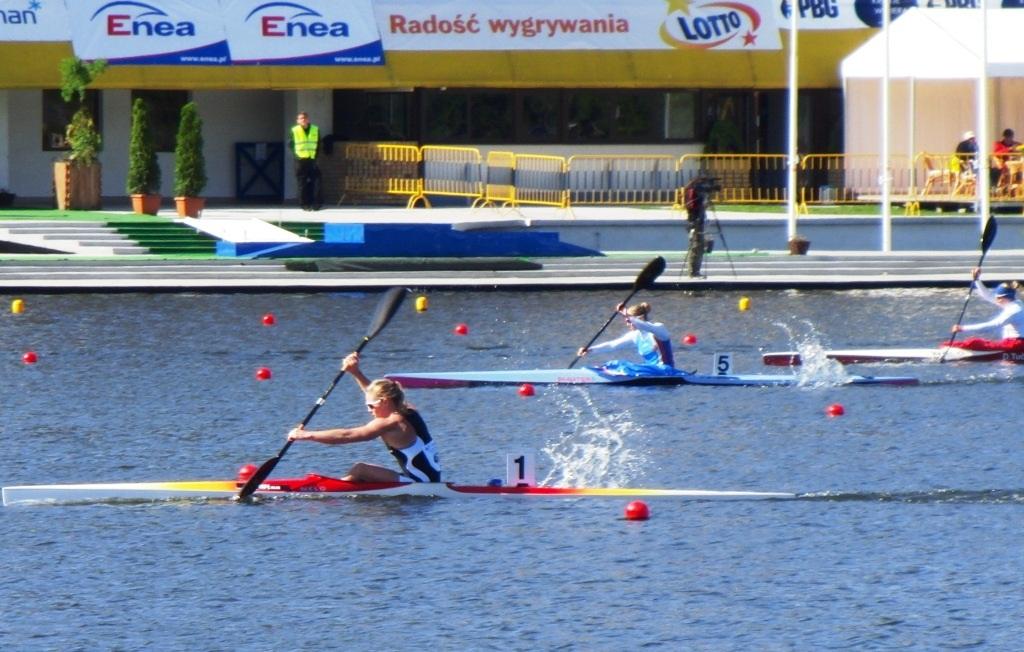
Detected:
left=2, top=288, right=1022, bottom=649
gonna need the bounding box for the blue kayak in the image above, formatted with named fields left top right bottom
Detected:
left=386, top=361, right=918, bottom=389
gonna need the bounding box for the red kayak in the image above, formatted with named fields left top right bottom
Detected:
left=763, top=337, right=1024, bottom=366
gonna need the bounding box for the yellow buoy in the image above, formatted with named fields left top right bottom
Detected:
left=738, top=296, right=751, bottom=312
left=11, top=298, right=25, bottom=314
left=415, top=295, right=428, bottom=312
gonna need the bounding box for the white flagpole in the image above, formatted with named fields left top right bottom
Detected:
left=785, top=0, right=798, bottom=242
left=977, top=0, right=989, bottom=230
left=881, top=0, right=892, bottom=252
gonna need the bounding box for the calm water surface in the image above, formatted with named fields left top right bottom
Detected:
left=2, top=288, right=1022, bottom=650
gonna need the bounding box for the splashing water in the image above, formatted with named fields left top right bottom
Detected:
left=539, top=389, right=649, bottom=487
left=775, top=320, right=853, bottom=387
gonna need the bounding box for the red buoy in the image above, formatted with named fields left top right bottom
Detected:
left=517, top=383, right=535, bottom=397
left=454, top=323, right=469, bottom=336
left=237, top=463, right=258, bottom=482
left=22, top=351, right=37, bottom=365
left=255, top=366, right=272, bottom=381
left=682, top=333, right=698, bottom=346
left=262, top=313, right=276, bottom=326
left=826, top=403, right=846, bottom=417
left=624, top=500, right=650, bottom=521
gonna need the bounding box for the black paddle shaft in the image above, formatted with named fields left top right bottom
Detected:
left=568, top=256, right=666, bottom=368
left=941, top=217, right=998, bottom=362
left=237, top=287, right=407, bottom=500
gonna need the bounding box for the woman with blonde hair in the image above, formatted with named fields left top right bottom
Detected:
left=287, top=352, right=441, bottom=483
left=575, top=301, right=675, bottom=368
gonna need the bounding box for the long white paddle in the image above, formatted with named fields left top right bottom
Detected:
left=940, top=217, right=998, bottom=363
left=237, top=287, right=407, bottom=500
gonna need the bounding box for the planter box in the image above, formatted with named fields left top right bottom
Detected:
left=131, top=193, right=161, bottom=215
left=54, top=161, right=101, bottom=210
left=175, top=196, right=205, bottom=218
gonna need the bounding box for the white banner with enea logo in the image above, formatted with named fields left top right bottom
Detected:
left=375, top=0, right=782, bottom=51
left=65, top=0, right=229, bottom=64
left=221, top=0, right=383, bottom=65
left=64, top=0, right=383, bottom=65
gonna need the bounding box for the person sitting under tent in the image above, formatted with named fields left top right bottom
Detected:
left=992, top=128, right=1023, bottom=193
left=955, top=131, right=978, bottom=173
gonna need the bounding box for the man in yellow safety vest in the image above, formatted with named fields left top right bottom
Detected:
left=291, top=111, right=322, bottom=210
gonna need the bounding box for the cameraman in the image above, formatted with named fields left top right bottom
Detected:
left=684, top=177, right=719, bottom=277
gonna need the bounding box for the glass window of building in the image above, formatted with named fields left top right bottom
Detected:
left=610, top=93, right=657, bottom=140
left=701, top=92, right=749, bottom=152
left=665, top=92, right=697, bottom=140
left=520, top=92, right=559, bottom=142
left=333, top=90, right=413, bottom=141
left=423, top=90, right=468, bottom=141
left=567, top=92, right=612, bottom=142
left=468, top=92, right=513, bottom=141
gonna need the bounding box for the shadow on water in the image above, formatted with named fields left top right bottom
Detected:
left=799, top=488, right=1024, bottom=504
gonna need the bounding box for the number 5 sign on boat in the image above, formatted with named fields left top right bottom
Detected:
left=714, top=352, right=733, bottom=375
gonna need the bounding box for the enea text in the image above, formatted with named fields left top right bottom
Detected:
left=260, top=16, right=349, bottom=37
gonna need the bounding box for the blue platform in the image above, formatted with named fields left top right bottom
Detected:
left=216, top=223, right=599, bottom=258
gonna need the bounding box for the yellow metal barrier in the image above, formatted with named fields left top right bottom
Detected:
left=799, top=153, right=913, bottom=209
left=419, top=146, right=484, bottom=207
left=349, top=143, right=997, bottom=211
left=376, top=143, right=422, bottom=206
left=566, top=155, right=678, bottom=206
left=478, top=150, right=516, bottom=208
left=337, top=142, right=419, bottom=205
left=511, top=154, right=568, bottom=208
left=678, top=154, right=789, bottom=204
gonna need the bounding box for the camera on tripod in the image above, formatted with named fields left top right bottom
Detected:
left=690, top=176, right=722, bottom=195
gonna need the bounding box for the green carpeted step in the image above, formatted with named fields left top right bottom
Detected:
left=107, top=220, right=217, bottom=254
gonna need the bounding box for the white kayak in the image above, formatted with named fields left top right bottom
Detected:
left=762, top=346, right=1021, bottom=366
left=385, top=366, right=918, bottom=388
left=2, top=473, right=796, bottom=506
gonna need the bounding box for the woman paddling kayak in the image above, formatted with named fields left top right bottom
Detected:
left=576, top=301, right=676, bottom=368
left=287, top=352, right=442, bottom=483
left=950, top=268, right=1024, bottom=349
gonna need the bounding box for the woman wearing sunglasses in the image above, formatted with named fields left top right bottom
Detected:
left=575, top=301, right=675, bottom=368
left=287, top=352, right=441, bottom=483
left=951, top=267, right=1024, bottom=344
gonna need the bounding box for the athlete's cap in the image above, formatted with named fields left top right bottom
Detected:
left=963, top=130, right=975, bottom=139
left=995, top=283, right=1016, bottom=300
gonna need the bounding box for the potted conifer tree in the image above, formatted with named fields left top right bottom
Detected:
left=126, top=97, right=161, bottom=215
left=173, top=101, right=207, bottom=217
left=54, top=57, right=107, bottom=210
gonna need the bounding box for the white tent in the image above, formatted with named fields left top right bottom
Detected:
left=842, top=8, right=1024, bottom=160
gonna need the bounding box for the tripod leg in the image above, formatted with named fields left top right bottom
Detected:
left=687, top=224, right=705, bottom=277
left=708, top=206, right=736, bottom=278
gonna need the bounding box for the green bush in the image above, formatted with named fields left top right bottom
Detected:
left=126, top=97, right=160, bottom=194
left=58, top=57, right=107, bottom=167
left=173, top=101, right=207, bottom=197
left=64, top=108, right=102, bottom=167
